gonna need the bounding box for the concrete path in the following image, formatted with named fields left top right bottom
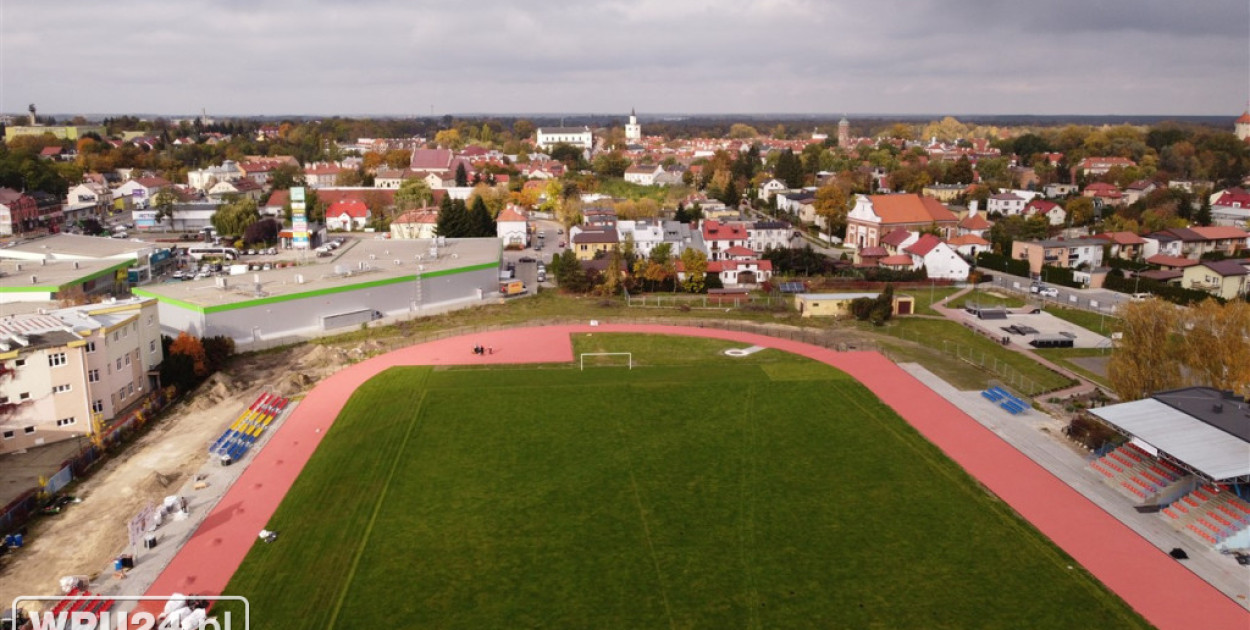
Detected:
left=900, top=362, right=1250, bottom=608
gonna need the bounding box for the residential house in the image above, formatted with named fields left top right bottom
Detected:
left=1083, top=182, right=1123, bottom=207
left=947, top=234, right=990, bottom=258
left=775, top=189, right=816, bottom=218
left=0, top=188, right=37, bottom=235
left=616, top=220, right=693, bottom=259
left=921, top=183, right=969, bottom=203
left=63, top=182, right=112, bottom=223
left=1010, top=238, right=1105, bottom=276
left=324, top=199, right=370, bottom=231
left=374, top=168, right=410, bottom=189
left=569, top=226, right=620, bottom=260
left=1094, top=231, right=1146, bottom=261
left=904, top=234, right=970, bottom=281
left=757, top=178, right=789, bottom=201
left=389, top=208, right=439, bottom=240
left=0, top=298, right=163, bottom=455
left=701, top=220, right=750, bottom=261
left=583, top=207, right=618, bottom=229
left=410, top=149, right=454, bottom=173
left=187, top=160, right=243, bottom=191
left=747, top=221, right=793, bottom=253
left=1147, top=226, right=1249, bottom=259
left=1023, top=199, right=1066, bottom=226
left=206, top=178, right=263, bottom=203
left=987, top=191, right=1038, bottom=216
left=304, top=162, right=346, bottom=189
left=957, top=204, right=992, bottom=237
left=1043, top=183, right=1079, bottom=198
left=844, top=194, right=959, bottom=249
left=496, top=205, right=529, bottom=248
left=623, top=164, right=664, bottom=186
left=705, top=259, right=773, bottom=289
left=1076, top=157, right=1136, bottom=177
left=114, top=177, right=172, bottom=210
left=1123, top=180, right=1158, bottom=205
left=1211, top=187, right=1250, bottom=227
left=1182, top=260, right=1249, bottom=300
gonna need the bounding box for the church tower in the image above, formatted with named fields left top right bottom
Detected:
left=1236, top=109, right=1250, bottom=142
left=625, top=108, right=642, bottom=143
left=837, top=115, right=850, bottom=147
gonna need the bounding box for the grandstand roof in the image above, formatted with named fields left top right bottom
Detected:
left=1090, top=393, right=1250, bottom=481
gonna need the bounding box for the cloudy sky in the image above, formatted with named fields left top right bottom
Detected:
left=3, top=1, right=1248, bottom=118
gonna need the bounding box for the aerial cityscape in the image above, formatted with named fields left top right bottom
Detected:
left=1, top=2, right=1249, bottom=629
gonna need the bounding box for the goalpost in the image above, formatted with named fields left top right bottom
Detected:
left=580, top=352, right=633, bottom=370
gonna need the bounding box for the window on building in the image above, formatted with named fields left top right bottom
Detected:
left=86, top=341, right=96, bottom=353
left=127, top=383, right=134, bottom=395
left=55, top=417, right=76, bottom=427
left=116, top=358, right=122, bottom=370
left=88, top=369, right=100, bottom=383
left=149, top=340, right=157, bottom=354
left=113, top=331, right=118, bottom=342
left=15, top=358, right=26, bottom=367
left=125, top=354, right=131, bottom=366
left=23, top=426, right=34, bottom=434
left=49, top=352, right=67, bottom=367
left=92, top=400, right=104, bottom=413
left=18, top=392, right=30, bottom=401
left=52, top=384, right=71, bottom=394
left=1, top=431, right=12, bottom=440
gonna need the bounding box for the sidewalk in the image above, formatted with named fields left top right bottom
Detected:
left=900, top=362, right=1250, bottom=608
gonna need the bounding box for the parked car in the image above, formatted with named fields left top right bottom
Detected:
left=1038, top=287, right=1059, bottom=298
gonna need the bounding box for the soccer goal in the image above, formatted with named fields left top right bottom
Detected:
left=580, top=352, right=633, bottom=370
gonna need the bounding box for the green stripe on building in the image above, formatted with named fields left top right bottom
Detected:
left=134, top=260, right=498, bottom=314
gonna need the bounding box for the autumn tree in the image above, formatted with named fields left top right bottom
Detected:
left=435, top=129, right=464, bottom=150
left=152, top=189, right=178, bottom=231
left=727, top=124, right=758, bottom=139
left=813, top=183, right=849, bottom=234
left=1107, top=299, right=1183, bottom=401
left=1064, top=196, right=1096, bottom=227
left=169, top=332, right=209, bottom=377
left=1179, top=300, right=1250, bottom=396
left=680, top=247, right=709, bottom=293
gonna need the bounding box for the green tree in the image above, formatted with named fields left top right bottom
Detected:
left=152, top=189, right=178, bottom=231
left=592, top=152, right=631, bottom=178
left=1194, top=193, right=1212, bottom=226
left=775, top=149, right=803, bottom=189
left=728, top=124, right=758, bottom=139
left=269, top=164, right=304, bottom=189
left=436, top=198, right=470, bottom=237
left=395, top=178, right=433, bottom=212
left=469, top=195, right=495, bottom=237
left=945, top=155, right=975, bottom=185
left=211, top=197, right=260, bottom=238
left=454, top=163, right=468, bottom=187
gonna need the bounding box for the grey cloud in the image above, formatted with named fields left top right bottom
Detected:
left=1, top=1, right=1245, bottom=116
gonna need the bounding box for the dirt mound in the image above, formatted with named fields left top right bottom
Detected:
left=297, top=345, right=350, bottom=370
left=275, top=372, right=316, bottom=397
left=140, top=471, right=182, bottom=494
left=189, top=373, right=242, bottom=411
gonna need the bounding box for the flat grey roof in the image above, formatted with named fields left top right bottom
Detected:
left=0, top=257, right=131, bottom=292
left=1, top=233, right=157, bottom=260
left=133, top=237, right=500, bottom=310
left=1091, top=398, right=1250, bottom=481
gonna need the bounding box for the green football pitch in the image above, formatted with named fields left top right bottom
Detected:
left=221, top=335, right=1149, bottom=629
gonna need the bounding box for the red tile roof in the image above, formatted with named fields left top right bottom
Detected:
left=410, top=149, right=452, bottom=170
left=880, top=227, right=913, bottom=247
left=701, top=219, right=748, bottom=242
left=1145, top=254, right=1199, bottom=268
left=958, top=213, right=991, bottom=230
left=867, top=194, right=958, bottom=225
left=1187, top=226, right=1248, bottom=240
left=327, top=199, right=369, bottom=218
left=947, top=234, right=989, bottom=247
left=393, top=208, right=438, bottom=224
left=904, top=233, right=942, bottom=257
left=496, top=206, right=527, bottom=223
left=724, top=245, right=755, bottom=257
left=1094, top=231, right=1146, bottom=246
left=879, top=254, right=915, bottom=266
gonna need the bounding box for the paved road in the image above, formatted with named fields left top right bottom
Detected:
left=988, top=270, right=1128, bottom=315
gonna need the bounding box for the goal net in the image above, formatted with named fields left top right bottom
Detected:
left=579, top=352, right=633, bottom=370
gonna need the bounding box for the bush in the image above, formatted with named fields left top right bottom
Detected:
left=976, top=252, right=1031, bottom=277
left=1104, top=269, right=1220, bottom=305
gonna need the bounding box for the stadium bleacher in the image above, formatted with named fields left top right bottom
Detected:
left=981, top=386, right=1029, bottom=415
left=1088, top=443, right=1186, bottom=501
left=1162, top=485, right=1250, bottom=546
left=208, top=392, right=291, bottom=461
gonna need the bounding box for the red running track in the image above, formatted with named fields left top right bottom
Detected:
left=145, top=324, right=1249, bottom=630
